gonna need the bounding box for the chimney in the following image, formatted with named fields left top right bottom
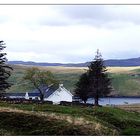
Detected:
left=59, top=84, right=63, bottom=88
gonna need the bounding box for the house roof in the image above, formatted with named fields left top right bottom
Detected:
left=28, top=93, right=41, bottom=97
left=44, top=85, right=58, bottom=98
left=5, top=93, right=25, bottom=97
left=31, top=84, right=59, bottom=98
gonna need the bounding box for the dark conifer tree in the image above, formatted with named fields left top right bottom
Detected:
left=75, top=73, right=89, bottom=103
left=75, top=49, right=112, bottom=106
left=88, top=49, right=112, bottom=106
left=0, top=40, right=13, bottom=97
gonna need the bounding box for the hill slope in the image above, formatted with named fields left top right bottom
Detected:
left=6, top=64, right=140, bottom=96
left=0, top=102, right=140, bottom=135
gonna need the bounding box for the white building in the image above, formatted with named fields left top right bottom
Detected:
left=44, top=84, right=73, bottom=104
left=5, top=93, right=25, bottom=99
left=25, top=92, right=40, bottom=100
left=25, top=84, right=73, bottom=104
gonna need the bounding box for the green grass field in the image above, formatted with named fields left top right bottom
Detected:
left=6, top=64, right=140, bottom=96
left=0, top=101, right=140, bottom=135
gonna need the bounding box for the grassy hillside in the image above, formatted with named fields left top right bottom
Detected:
left=0, top=102, right=140, bottom=135
left=6, top=65, right=140, bottom=96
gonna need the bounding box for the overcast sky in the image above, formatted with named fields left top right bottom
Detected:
left=1, top=5, right=140, bottom=63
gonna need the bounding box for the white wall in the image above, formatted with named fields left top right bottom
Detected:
left=44, top=87, right=73, bottom=104
left=25, top=92, right=40, bottom=100
left=25, top=92, right=29, bottom=99
left=8, top=96, right=25, bottom=99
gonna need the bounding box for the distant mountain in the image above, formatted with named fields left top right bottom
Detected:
left=8, top=61, right=86, bottom=67
left=105, top=57, right=140, bottom=66
left=8, top=57, right=140, bottom=67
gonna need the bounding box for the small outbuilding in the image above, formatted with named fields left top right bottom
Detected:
left=5, top=93, right=25, bottom=99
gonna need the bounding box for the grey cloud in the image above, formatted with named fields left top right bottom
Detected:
left=57, top=6, right=112, bottom=20
left=104, top=50, right=140, bottom=60
left=54, top=5, right=140, bottom=27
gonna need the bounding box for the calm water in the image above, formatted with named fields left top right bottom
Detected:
left=85, top=97, right=140, bottom=106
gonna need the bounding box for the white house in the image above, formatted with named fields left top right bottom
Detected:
left=44, top=84, right=73, bottom=104
left=25, top=84, right=73, bottom=104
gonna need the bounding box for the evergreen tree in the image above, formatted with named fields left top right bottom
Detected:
left=88, top=49, right=112, bottom=106
left=75, top=73, right=89, bottom=103
left=0, top=41, right=13, bottom=97
left=75, top=49, right=112, bottom=106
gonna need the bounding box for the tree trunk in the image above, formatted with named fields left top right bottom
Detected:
left=84, top=100, right=87, bottom=104
left=40, top=93, right=44, bottom=102
left=36, top=87, right=44, bottom=102
left=94, top=95, right=99, bottom=106
left=33, top=82, right=44, bottom=102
